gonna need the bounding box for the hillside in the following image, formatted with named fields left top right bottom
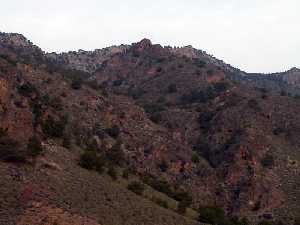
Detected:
left=0, top=32, right=299, bottom=225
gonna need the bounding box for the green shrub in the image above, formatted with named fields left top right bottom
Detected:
left=122, top=169, right=130, bottom=179
left=213, top=82, right=228, bottom=93
left=105, top=125, right=120, bottom=138
left=0, top=138, right=25, bottom=163
left=248, top=99, right=261, bottom=111
left=177, top=200, right=188, bottom=214
left=0, top=127, right=8, bottom=138
left=261, top=153, right=274, bottom=168
left=49, top=97, right=63, bottom=111
left=195, top=59, right=206, bottom=68
left=143, top=103, right=165, bottom=114
left=127, top=181, right=145, bottom=195
left=173, top=190, right=192, bottom=208
left=79, top=150, right=97, bottom=170
left=17, top=82, right=37, bottom=97
left=106, top=141, right=124, bottom=165
left=62, top=135, right=71, bottom=149
left=27, top=136, right=43, bottom=156
left=149, top=113, right=162, bottom=124
left=198, top=206, right=226, bottom=224
left=107, top=166, right=117, bottom=180
left=152, top=197, right=168, bottom=209
left=258, top=220, right=273, bottom=225
left=207, top=69, right=214, bottom=76
left=71, top=78, right=83, bottom=90
left=42, top=116, right=66, bottom=138
left=142, top=176, right=172, bottom=196
left=191, top=153, right=200, bottom=163
left=181, top=87, right=216, bottom=104
left=168, top=84, right=177, bottom=93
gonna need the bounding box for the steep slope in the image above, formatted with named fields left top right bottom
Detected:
left=0, top=33, right=299, bottom=225
left=0, top=33, right=200, bottom=225
left=92, top=39, right=300, bottom=224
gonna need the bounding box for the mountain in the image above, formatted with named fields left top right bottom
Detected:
left=0, top=32, right=299, bottom=225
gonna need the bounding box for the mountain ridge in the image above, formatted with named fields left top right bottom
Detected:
left=0, top=32, right=299, bottom=225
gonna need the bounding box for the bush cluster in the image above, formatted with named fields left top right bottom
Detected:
left=127, top=181, right=145, bottom=195
left=42, top=116, right=66, bottom=138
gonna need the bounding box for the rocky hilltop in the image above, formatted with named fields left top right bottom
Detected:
left=0, top=32, right=299, bottom=225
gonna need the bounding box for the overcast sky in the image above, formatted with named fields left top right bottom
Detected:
left=1, top=0, right=299, bottom=73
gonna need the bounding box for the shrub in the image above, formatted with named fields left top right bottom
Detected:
left=181, top=87, right=217, bottom=105
left=142, top=176, right=173, bottom=197
left=106, top=141, right=124, bottom=165
left=17, top=82, right=37, bottom=97
left=198, top=111, right=214, bottom=131
left=173, top=191, right=192, bottom=207
left=122, top=169, right=130, bottom=179
left=0, top=138, right=25, bottom=163
left=168, top=84, right=177, bottom=93
left=105, top=125, right=120, bottom=138
left=27, top=136, right=43, bottom=156
left=113, top=79, right=123, bottom=86
left=198, top=206, right=226, bottom=224
left=62, top=135, right=71, bottom=149
left=191, top=153, right=200, bottom=163
left=71, top=78, right=83, bottom=90
left=195, top=59, right=206, bottom=68
left=149, top=113, right=162, bottom=124
left=143, top=103, right=165, bottom=114
left=207, top=69, right=214, bottom=76
left=248, top=99, right=261, bottom=111
left=177, top=200, right=188, bottom=214
left=261, top=153, right=274, bottom=168
left=258, top=220, right=273, bottom=225
left=128, top=88, right=145, bottom=100
left=107, top=166, right=117, bottom=180
left=79, top=150, right=97, bottom=170
left=127, top=181, right=145, bottom=195
left=152, top=197, right=168, bottom=208
left=49, top=97, right=63, bottom=111
left=0, top=127, right=8, bottom=138
left=213, top=82, right=228, bottom=93
left=294, top=217, right=300, bottom=225
left=158, top=160, right=168, bottom=172
left=42, top=116, right=66, bottom=138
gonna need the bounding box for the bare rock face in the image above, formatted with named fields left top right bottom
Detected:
left=0, top=33, right=33, bottom=47
left=46, top=45, right=129, bottom=73
left=281, top=67, right=300, bottom=87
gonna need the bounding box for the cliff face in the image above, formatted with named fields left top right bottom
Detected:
left=0, top=33, right=299, bottom=225
left=46, top=45, right=129, bottom=73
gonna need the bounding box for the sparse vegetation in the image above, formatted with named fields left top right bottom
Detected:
left=151, top=197, right=168, bottom=209
left=17, top=82, right=37, bottom=97
left=71, top=77, right=83, bottom=89
left=191, top=153, right=200, bottom=163
left=42, top=116, right=66, bottom=138
left=0, top=138, right=25, bottom=163
left=167, top=84, right=177, bottom=93
left=105, top=125, right=120, bottom=138
left=261, top=153, right=274, bottom=168
left=27, top=136, right=43, bottom=156
left=248, top=99, right=261, bottom=111
left=127, top=181, right=145, bottom=195
left=107, top=166, right=117, bottom=180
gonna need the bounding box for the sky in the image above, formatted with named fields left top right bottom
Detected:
left=0, top=0, right=299, bottom=73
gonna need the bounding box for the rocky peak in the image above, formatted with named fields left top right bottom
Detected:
left=287, top=67, right=300, bottom=73
left=0, top=32, right=33, bottom=47
left=133, top=38, right=153, bottom=52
